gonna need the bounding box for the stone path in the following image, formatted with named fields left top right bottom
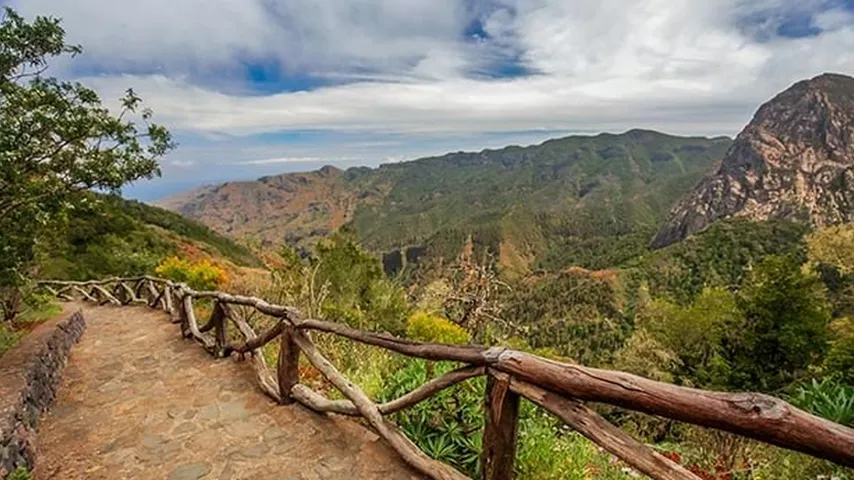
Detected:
left=33, top=303, right=421, bottom=480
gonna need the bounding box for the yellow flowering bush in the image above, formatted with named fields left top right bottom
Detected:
left=155, top=256, right=227, bottom=291
left=405, top=311, right=470, bottom=345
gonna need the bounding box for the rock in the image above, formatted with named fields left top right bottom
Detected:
left=168, top=462, right=211, bottom=480
left=652, top=73, right=854, bottom=248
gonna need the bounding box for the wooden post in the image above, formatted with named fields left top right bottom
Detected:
left=180, top=294, right=192, bottom=338
left=213, top=302, right=228, bottom=358
left=277, top=326, right=300, bottom=404
left=482, top=371, right=519, bottom=480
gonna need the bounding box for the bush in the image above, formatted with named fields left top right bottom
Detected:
left=7, top=467, right=32, bottom=480
left=155, top=256, right=227, bottom=291
left=406, top=311, right=471, bottom=345
left=381, top=359, right=483, bottom=476
left=790, top=377, right=854, bottom=427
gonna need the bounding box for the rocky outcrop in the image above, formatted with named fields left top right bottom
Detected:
left=0, top=311, right=85, bottom=478
left=652, top=73, right=854, bottom=248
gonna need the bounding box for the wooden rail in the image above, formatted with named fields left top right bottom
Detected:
left=39, top=276, right=854, bottom=480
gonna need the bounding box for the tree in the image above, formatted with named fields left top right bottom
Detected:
left=0, top=7, right=173, bottom=319
left=637, top=287, right=743, bottom=389
left=729, top=255, right=831, bottom=391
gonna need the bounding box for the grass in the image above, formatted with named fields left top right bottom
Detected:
left=0, top=296, right=61, bottom=359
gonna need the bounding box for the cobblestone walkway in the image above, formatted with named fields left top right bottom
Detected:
left=33, top=303, right=420, bottom=480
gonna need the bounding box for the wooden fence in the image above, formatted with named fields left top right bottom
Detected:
left=39, top=276, right=854, bottom=480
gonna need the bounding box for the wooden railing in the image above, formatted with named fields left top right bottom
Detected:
left=39, top=276, right=854, bottom=480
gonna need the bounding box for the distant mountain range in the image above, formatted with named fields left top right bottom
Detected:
left=158, top=130, right=732, bottom=274
left=159, top=72, right=854, bottom=274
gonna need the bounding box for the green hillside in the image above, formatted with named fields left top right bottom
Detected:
left=35, top=194, right=262, bottom=281
left=351, top=130, right=732, bottom=274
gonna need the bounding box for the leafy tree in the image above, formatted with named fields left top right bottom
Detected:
left=637, top=287, right=743, bottom=388
left=728, top=255, right=831, bottom=391
left=0, top=7, right=173, bottom=319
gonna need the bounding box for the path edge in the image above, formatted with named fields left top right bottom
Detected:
left=0, top=310, right=86, bottom=478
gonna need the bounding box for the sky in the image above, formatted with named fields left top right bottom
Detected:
left=6, top=0, right=854, bottom=200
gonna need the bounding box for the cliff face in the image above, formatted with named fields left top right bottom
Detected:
left=651, top=73, right=854, bottom=249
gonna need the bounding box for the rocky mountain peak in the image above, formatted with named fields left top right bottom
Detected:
left=651, top=73, right=854, bottom=248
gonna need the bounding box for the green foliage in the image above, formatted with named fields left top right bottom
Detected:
left=627, top=219, right=808, bottom=305
left=312, top=228, right=410, bottom=333
left=824, top=318, right=854, bottom=384
left=381, top=359, right=484, bottom=477
left=506, top=268, right=629, bottom=366
left=32, top=193, right=259, bottom=283
left=0, top=321, right=22, bottom=358
left=104, top=196, right=260, bottom=267
left=0, top=7, right=173, bottom=291
left=405, top=311, right=471, bottom=345
left=349, top=130, right=731, bottom=274
left=790, top=377, right=854, bottom=427
left=0, top=291, right=59, bottom=358
left=0, top=7, right=173, bottom=322
left=730, top=255, right=831, bottom=391
left=6, top=466, right=32, bottom=480
left=637, top=287, right=742, bottom=388
left=807, top=224, right=854, bottom=274
left=155, top=256, right=227, bottom=291
left=516, top=408, right=633, bottom=480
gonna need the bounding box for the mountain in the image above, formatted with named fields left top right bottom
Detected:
left=652, top=73, right=854, bottom=249
left=160, top=130, right=732, bottom=274
left=37, top=194, right=262, bottom=281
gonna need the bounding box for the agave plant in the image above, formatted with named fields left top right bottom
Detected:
left=790, top=377, right=854, bottom=427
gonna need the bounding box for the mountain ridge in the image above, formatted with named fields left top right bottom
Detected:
left=158, top=129, right=732, bottom=273
left=652, top=72, right=854, bottom=248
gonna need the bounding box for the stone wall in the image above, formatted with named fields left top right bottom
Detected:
left=0, top=311, right=86, bottom=478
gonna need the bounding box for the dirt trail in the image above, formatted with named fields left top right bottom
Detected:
left=33, top=303, right=420, bottom=480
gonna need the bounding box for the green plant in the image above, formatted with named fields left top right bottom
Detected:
left=405, top=311, right=471, bottom=345
left=0, top=7, right=173, bottom=315
left=7, top=466, right=32, bottom=480
left=155, top=256, right=227, bottom=291
left=381, top=359, right=484, bottom=477
left=790, top=377, right=854, bottom=427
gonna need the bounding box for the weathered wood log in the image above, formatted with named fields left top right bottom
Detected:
left=151, top=285, right=167, bottom=310
left=297, top=318, right=487, bottom=364
left=162, top=284, right=174, bottom=315
left=112, top=283, right=130, bottom=305
left=481, top=372, right=519, bottom=480
left=232, top=321, right=286, bottom=354
left=492, top=350, right=854, bottom=468
left=146, top=281, right=161, bottom=307
left=71, top=286, right=96, bottom=302
left=181, top=294, right=217, bottom=352
left=133, top=278, right=147, bottom=298
left=291, top=329, right=470, bottom=480
left=119, top=281, right=137, bottom=304
left=212, top=303, right=229, bottom=358
left=509, top=378, right=700, bottom=480
left=227, top=308, right=282, bottom=402
left=91, top=284, right=120, bottom=305
left=188, top=290, right=297, bottom=318
left=277, top=326, right=300, bottom=404
left=292, top=365, right=485, bottom=416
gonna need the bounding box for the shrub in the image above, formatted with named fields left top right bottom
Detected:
left=7, top=467, right=32, bottom=480
left=406, top=311, right=471, bottom=345
left=155, top=256, right=227, bottom=291
left=790, top=377, right=854, bottom=427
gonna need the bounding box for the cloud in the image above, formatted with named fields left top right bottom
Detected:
left=8, top=0, right=854, bottom=198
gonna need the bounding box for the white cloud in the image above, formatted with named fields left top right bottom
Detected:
left=9, top=0, right=854, bottom=190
